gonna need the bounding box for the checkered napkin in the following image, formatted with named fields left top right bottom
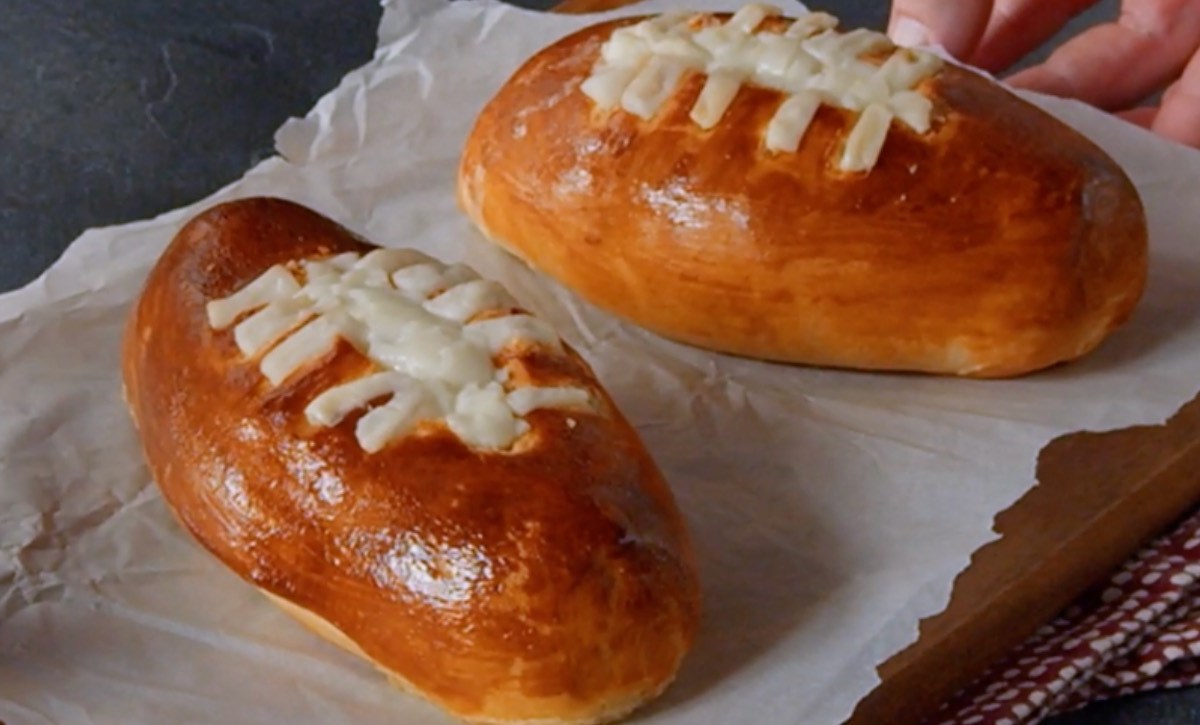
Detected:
left=936, top=507, right=1200, bottom=724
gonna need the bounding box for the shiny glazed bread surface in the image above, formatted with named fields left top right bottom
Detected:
left=458, top=13, right=1149, bottom=378
left=122, top=197, right=699, bottom=725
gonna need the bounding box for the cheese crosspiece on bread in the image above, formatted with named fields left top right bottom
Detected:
left=206, top=248, right=593, bottom=452
left=579, top=3, right=943, bottom=171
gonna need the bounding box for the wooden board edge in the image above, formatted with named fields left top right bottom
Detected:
left=849, top=392, right=1200, bottom=723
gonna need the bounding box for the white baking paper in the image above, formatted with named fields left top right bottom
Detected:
left=2, top=1, right=1199, bottom=723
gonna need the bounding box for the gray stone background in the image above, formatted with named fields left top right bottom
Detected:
left=7, top=0, right=1199, bottom=723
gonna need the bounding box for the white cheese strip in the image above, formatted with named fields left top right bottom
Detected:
left=431, top=264, right=479, bottom=295
left=842, top=74, right=892, bottom=111
left=425, top=279, right=518, bottom=323
left=302, top=259, right=338, bottom=284
left=828, top=28, right=894, bottom=59
left=446, top=383, right=523, bottom=451
left=849, top=59, right=881, bottom=78
left=690, top=71, right=742, bottom=129
left=234, top=299, right=312, bottom=357
left=338, top=266, right=392, bottom=293
left=464, top=314, right=562, bottom=355
left=840, top=103, right=894, bottom=172
left=755, top=33, right=802, bottom=80
left=206, top=265, right=300, bottom=329
left=391, top=262, right=477, bottom=301
left=507, top=387, right=593, bottom=416
left=620, top=56, right=688, bottom=120
left=368, top=324, right=491, bottom=387
left=438, top=339, right=499, bottom=388
left=693, top=25, right=742, bottom=58
left=583, top=6, right=942, bottom=171
left=765, top=91, right=822, bottom=152
left=355, top=384, right=435, bottom=453
left=651, top=35, right=711, bottom=65
left=354, top=248, right=433, bottom=273
left=304, top=254, right=360, bottom=287
left=889, top=90, right=934, bottom=133
left=639, top=10, right=692, bottom=33
left=345, top=286, right=444, bottom=336
left=390, top=263, right=448, bottom=300
left=877, top=49, right=943, bottom=92
left=780, top=49, right=822, bottom=88
left=581, top=65, right=641, bottom=109
left=728, top=3, right=781, bottom=33
left=208, top=249, right=594, bottom=453
left=260, top=313, right=344, bottom=385
left=306, top=371, right=410, bottom=427
left=326, top=252, right=359, bottom=270
left=799, top=30, right=845, bottom=64
left=805, top=64, right=855, bottom=98
left=603, top=29, right=650, bottom=66
left=784, top=12, right=838, bottom=38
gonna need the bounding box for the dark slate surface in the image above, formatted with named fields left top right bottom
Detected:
left=0, top=0, right=380, bottom=292
left=4, top=0, right=1197, bottom=723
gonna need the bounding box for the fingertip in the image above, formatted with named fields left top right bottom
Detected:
left=888, top=16, right=933, bottom=49
left=1117, top=107, right=1159, bottom=129
left=1152, top=104, right=1200, bottom=149
left=1005, top=66, right=1078, bottom=98
left=884, top=0, right=995, bottom=60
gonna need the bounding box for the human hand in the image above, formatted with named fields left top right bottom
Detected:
left=886, top=0, right=1200, bottom=148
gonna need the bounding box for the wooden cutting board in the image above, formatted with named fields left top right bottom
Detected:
left=547, top=1, right=1200, bottom=721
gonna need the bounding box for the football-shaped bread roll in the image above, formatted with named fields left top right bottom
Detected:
left=122, top=198, right=699, bottom=724
left=458, top=4, right=1148, bottom=378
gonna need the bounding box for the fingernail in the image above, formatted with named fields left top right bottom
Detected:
left=889, top=16, right=932, bottom=48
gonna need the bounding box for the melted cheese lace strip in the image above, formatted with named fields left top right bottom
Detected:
left=206, top=249, right=592, bottom=452
left=580, top=3, right=942, bottom=172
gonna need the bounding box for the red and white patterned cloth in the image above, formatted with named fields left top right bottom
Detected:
left=937, top=507, right=1200, bottom=724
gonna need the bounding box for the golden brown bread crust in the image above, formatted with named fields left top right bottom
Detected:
left=458, top=15, right=1149, bottom=378
left=122, top=197, right=699, bottom=724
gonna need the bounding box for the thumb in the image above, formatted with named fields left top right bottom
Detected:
left=887, top=0, right=995, bottom=59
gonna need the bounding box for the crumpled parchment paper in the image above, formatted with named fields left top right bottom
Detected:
left=2, top=1, right=1199, bottom=723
